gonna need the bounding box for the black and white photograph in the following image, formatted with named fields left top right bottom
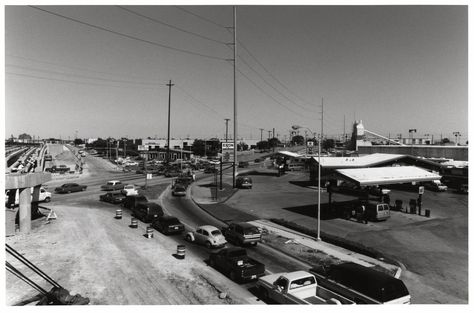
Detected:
left=2, top=0, right=469, bottom=307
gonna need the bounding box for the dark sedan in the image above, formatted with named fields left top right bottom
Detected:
left=152, top=216, right=185, bottom=235
left=54, top=183, right=87, bottom=194
left=99, top=192, right=126, bottom=204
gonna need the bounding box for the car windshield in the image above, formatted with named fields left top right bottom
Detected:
left=211, top=230, right=222, bottom=236
left=107, top=182, right=115, bottom=185
left=165, top=217, right=179, bottom=224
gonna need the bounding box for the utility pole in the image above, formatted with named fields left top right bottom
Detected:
left=259, top=128, right=264, bottom=142
left=166, top=80, right=174, bottom=163
left=225, top=119, right=230, bottom=142
left=267, top=130, right=271, bottom=139
left=317, top=97, right=324, bottom=241
left=232, top=6, right=237, bottom=188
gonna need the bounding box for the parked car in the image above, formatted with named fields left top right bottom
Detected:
left=121, top=184, right=139, bottom=196
left=185, top=225, right=227, bottom=249
left=100, top=191, right=126, bottom=204
left=208, top=247, right=266, bottom=282
left=101, top=180, right=125, bottom=191
left=152, top=215, right=185, bottom=235
left=132, top=202, right=164, bottom=223
left=236, top=176, right=252, bottom=189
left=309, top=262, right=411, bottom=304
left=172, top=184, right=187, bottom=197
left=222, top=222, right=261, bottom=246
left=122, top=195, right=148, bottom=210
left=54, top=183, right=87, bottom=194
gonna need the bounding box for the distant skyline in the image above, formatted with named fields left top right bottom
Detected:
left=4, top=4, right=469, bottom=143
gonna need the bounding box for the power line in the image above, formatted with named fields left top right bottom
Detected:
left=28, top=6, right=228, bottom=61
left=174, top=6, right=228, bottom=29
left=235, top=66, right=309, bottom=119
left=238, top=39, right=317, bottom=110
left=238, top=55, right=317, bottom=113
left=6, top=71, right=160, bottom=90
left=7, top=64, right=160, bottom=86
left=7, top=54, right=162, bottom=82
left=116, top=6, right=228, bottom=45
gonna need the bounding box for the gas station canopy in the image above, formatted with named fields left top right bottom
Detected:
left=335, top=166, right=441, bottom=186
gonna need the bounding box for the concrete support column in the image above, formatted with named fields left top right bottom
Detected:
left=32, top=185, right=41, bottom=203
left=18, top=187, right=32, bottom=233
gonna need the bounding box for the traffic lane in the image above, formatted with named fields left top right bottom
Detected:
left=161, top=186, right=321, bottom=281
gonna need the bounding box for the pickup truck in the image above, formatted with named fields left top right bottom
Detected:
left=222, top=222, right=262, bottom=246
left=209, top=247, right=265, bottom=282
left=309, top=263, right=411, bottom=304
left=256, top=271, right=354, bottom=304
left=101, top=180, right=125, bottom=191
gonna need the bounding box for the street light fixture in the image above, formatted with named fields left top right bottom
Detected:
left=409, top=129, right=417, bottom=155
left=291, top=125, right=321, bottom=241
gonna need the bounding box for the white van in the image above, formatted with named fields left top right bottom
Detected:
left=5, top=187, right=52, bottom=206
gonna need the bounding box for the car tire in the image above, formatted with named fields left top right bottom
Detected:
left=44, top=197, right=51, bottom=203
left=205, top=241, right=212, bottom=249
left=82, top=187, right=86, bottom=191
left=185, top=234, right=192, bottom=242
left=67, top=190, right=71, bottom=194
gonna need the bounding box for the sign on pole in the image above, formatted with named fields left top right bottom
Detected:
left=221, top=142, right=235, bottom=163
left=418, top=186, right=424, bottom=195
left=307, top=141, right=314, bottom=147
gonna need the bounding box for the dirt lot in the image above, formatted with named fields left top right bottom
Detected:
left=5, top=188, right=256, bottom=305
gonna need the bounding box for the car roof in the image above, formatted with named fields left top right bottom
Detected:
left=231, top=221, right=256, bottom=228
left=108, top=180, right=121, bottom=183
left=198, top=225, right=219, bottom=232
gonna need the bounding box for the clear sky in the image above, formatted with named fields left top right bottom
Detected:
left=4, top=2, right=468, bottom=143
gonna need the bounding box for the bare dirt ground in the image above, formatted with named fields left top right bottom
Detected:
left=5, top=147, right=258, bottom=305
left=5, top=204, right=247, bottom=305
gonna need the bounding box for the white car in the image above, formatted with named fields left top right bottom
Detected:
left=121, top=184, right=139, bottom=196
left=185, top=225, right=227, bottom=249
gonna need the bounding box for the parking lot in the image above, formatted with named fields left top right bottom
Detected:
left=223, top=169, right=468, bottom=303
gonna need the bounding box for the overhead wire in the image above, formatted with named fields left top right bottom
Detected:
left=238, top=39, right=318, bottom=110
left=116, top=6, right=229, bottom=45
left=7, top=54, right=164, bottom=82
left=7, top=64, right=160, bottom=86
left=6, top=72, right=160, bottom=90
left=174, top=6, right=229, bottom=29
left=28, top=6, right=228, bottom=61
left=237, top=55, right=318, bottom=113
left=235, top=66, right=309, bottom=119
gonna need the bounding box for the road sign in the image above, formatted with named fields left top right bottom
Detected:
left=221, top=142, right=234, bottom=162
left=307, top=141, right=314, bottom=147
left=222, top=142, right=234, bottom=150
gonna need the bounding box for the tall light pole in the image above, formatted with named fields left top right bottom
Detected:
left=292, top=122, right=321, bottom=241
left=225, top=119, right=230, bottom=142
left=409, top=129, right=417, bottom=155
left=166, top=80, right=174, bottom=163
left=232, top=6, right=237, bottom=188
